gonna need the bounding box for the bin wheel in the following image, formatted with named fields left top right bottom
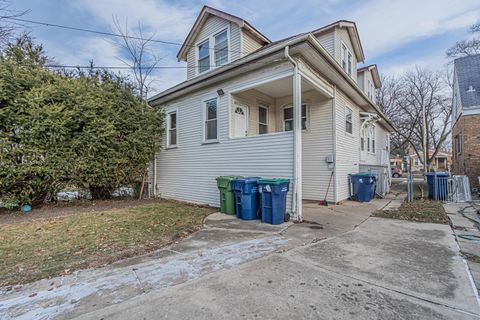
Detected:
left=284, top=213, right=290, bottom=222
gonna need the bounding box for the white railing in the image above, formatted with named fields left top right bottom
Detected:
left=448, top=175, right=472, bottom=202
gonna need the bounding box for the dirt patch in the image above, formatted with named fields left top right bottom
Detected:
left=0, top=200, right=216, bottom=286
left=461, top=251, right=480, bottom=264
left=0, top=198, right=186, bottom=225
left=373, top=200, right=449, bottom=224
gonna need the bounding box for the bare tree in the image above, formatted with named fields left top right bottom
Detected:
left=377, top=68, right=452, bottom=172
left=446, top=22, right=480, bottom=58
left=0, top=0, right=28, bottom=47
left=112, top=17, right=162, bottom=99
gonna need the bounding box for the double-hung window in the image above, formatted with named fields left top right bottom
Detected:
left=283, top=104, right=307, bottom=131
left=341, top=43, right=353, bottom=76
left=258, top=105, right=268, bottom=134
left=214, top=30, right=228, bottom=66
left=367, top=126, right=376, bottom=153
left=167, top=111, right=177, bottom=147
left=198, top=40, right=210, bottom=73
left=341, top=44, right=348, bottom=71
left=205, top=99, right=218, bottom=141
left=345, top=106, right=353, bottom=134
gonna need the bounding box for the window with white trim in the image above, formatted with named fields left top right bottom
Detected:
left=368, top=126, right=376, bottom=153
left=214, top=30, right=228, bottom=66
left=258, top=105, right=268, bottom=134
left=198, top=40, right=210, bottom=73
left=204, top=99, right=218, bottom=141
left=345, top=106, right=353, bottom=134
left=283, top=104, right=307, bottom=131
left=167, top=111, right=177, bottom=147
left=341, top=43, right=353, bottom=76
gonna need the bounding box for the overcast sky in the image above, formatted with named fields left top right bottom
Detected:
left=11, top=0, right=480, bottom=95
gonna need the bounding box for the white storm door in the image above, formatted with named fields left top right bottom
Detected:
left=234, top=104, right=248, bottom=137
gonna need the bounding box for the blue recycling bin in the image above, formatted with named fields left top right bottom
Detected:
left=232, top=177, right=261, bottom=220
left=350, top=173, right=376, bottom=202
left=258, top=178, right=290, bottom=225
left=426, top=172, right=449, bottom=200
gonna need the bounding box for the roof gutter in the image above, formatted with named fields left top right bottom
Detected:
left=148, top=33, right=311, bottom=105
left=284, top=46, right=303, bottom=222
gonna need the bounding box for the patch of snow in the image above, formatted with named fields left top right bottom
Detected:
left=0, top=235, right=287, bottom=319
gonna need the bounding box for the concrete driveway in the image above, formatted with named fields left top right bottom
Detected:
left=2, top=200, right=479, bottom=320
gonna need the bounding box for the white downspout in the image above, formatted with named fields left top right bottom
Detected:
left=332, top=85, right=337, bottom=203
left=285, top=46, right=303, bottom=222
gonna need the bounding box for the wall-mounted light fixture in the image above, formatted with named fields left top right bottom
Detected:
left=217, top=89, right=224, bottom=96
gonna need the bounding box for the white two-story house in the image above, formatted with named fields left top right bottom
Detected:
left=148, top=6, right=394, bottom=220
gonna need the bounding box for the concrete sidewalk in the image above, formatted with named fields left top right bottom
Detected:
left=2, top=199, right=479, bottom=319
left=74, top=216, right=480, bottom=320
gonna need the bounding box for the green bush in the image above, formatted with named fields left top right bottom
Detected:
left=0, top=36, right=163, bottom=207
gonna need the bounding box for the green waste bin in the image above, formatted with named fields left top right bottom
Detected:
left=216, top=176, right=240, bottom=214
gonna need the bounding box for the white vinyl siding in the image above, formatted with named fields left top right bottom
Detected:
left=300, top=91, right=334, bottom=201
left=316, top=32, right=335, bottom=57
left=153, top=62, right=295, bottom=211
left=242, top=30, right=263, bottom=54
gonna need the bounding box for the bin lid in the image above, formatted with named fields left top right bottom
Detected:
left=258, top=178, right=290, bottom=185
left=233, top=177, right=261, bottom=183
left=216, top=176, right=242, bottom=182
left=351, top=172, right=375, bottom=177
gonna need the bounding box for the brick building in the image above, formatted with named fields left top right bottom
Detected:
left=452, top=54, right=480, bottom=191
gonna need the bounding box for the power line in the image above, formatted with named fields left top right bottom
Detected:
left=3, top=16, right=248, bottom=55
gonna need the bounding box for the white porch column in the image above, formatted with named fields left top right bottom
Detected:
left=293, top=67, right=303, bottom=221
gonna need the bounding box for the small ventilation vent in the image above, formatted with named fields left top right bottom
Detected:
left=467, top=85, right=476, bottom=92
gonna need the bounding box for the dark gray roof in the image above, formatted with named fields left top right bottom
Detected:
left=454, top=54, right=480, bottom=108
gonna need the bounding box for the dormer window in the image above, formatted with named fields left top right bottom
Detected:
left=341, top=42, right=353, bottom=76
left=214, top=30, right=228, bottom=66
left=198, top=40, right=210, bottom=73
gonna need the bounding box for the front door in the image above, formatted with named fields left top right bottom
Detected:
left=234, top=104, right=248, bottom=137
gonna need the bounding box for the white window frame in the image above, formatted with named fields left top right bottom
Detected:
left=368, top=125, right=376, bottom=154
left=195, top=27, right=230, bottom=76
left=166, top=110, right=178, bottom=148
left=341, top=42, right=353, bottom=76
left=282, top=104, right=309, bottom=132
left=345, top=106, right=353, bottom=135
left=203, top=98, right=218, bottom=143
left=214, top=28, right=229, bottom=67
left=258, top=104, right=269, bottom=135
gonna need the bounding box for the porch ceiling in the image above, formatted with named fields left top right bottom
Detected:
left=236, top=76, right=320, bottom=99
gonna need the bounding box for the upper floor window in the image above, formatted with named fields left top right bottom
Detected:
left=205, top=99, right=218, bottom=141
left=369, top=126, right=376, bottom=153
left=214, top=30, right=228, bottom=66
left=341, top=43, right=353, bottom=76
left=258, top=105, right=268, bottom=134
left=198, top=40, right=210, bottom=73
left=167, top=111, right=177, bottom=147
left=345, top=106, right=353, bottom=134
left=367, top=79, right=372, bottom=99
left=283, top=104, right=307, bottom=131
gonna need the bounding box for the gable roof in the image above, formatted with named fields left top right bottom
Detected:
left=358, top=64, right=381, bottom=88
left=454, top=54, right=480, bottom=108
left=311, top=20, right=365, bottom=62
left=176, top=5, right=271, bottom=61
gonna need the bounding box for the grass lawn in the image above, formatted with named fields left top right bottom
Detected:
left=0, top=200, right=216, bottom=286
left=373, top=199, right=449, bottom=224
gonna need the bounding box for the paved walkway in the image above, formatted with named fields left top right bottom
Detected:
left=1, top=199, right=479, bottom=319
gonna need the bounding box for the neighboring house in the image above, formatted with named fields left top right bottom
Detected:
left=407, top=148, right=452, bottom=173
left=147, top=6, right=394, bottom=220
left=452, top=54, right=480, bottom=190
